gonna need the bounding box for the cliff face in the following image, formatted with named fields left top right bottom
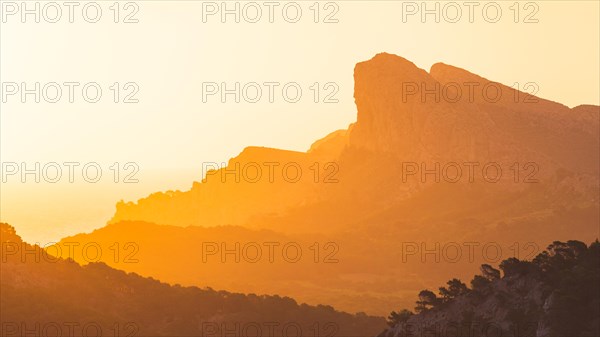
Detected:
left=351, top=53, right=599, bottom=173
left=351, top=53, right=438, bottom=157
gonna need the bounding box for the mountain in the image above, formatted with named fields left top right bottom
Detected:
left=380, top=240, right=600, bottom=337
left=110, top=53, right=599, bottom=231
left=0, top=223, right=386, bottom=336
left=57, top=53, right=599, bottom=315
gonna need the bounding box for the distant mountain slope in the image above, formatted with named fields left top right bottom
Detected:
left=380, top=240, right=600, bottom=337
left=110, top=145, right=342, bottom=228
left=1, top=223, right=386, bottom=336
left=55, top=220, right=416, bottom=316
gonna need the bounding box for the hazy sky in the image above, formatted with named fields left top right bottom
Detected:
left=1, top=0, right=599, bottom=243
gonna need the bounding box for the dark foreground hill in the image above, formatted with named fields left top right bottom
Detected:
left=0, top=223, right=385, bottom=337
left=380, top=240, right=600, bottom=337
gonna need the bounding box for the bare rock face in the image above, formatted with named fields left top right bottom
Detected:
left=351, top=53, right=437, bottom=158
left=351, top=53, right=508, bottom=163
left=350, top=53, right=599, bottom=175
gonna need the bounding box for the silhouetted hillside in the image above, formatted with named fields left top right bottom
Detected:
left=1, top=223, right=386, bottom=336
left=380, top=240, right=600, bottom=337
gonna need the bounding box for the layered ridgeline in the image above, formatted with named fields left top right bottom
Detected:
left=380, top=240, right=600, bottom=337
left=56, top=53, right=599, bottom=315
left=0, top=223, right=385, bottom=336
left=110, top=52, right=599, bottom=230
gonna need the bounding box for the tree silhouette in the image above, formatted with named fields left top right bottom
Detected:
left=387, top=309, right=413, bottom=327
left=470, top=275, right=490, bottom=293
left=480, top=264, right=500, bottom=280
left=415, top=290, right=440, bottom=312
left=438, top=278, right=468, bottom=303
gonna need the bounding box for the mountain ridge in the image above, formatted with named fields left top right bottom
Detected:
left=54, top=53, right=599, bottom=316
